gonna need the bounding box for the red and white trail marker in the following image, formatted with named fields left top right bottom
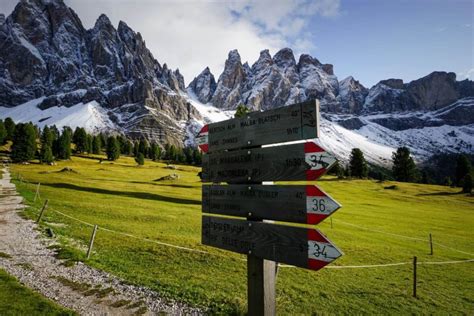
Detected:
left=304, top=142, right=338, bottom=181
left=305, top=185, right=341, bottom=225
left=196, top=124, right=209, bottom=153
left=307, top=229, right=343, bottom=270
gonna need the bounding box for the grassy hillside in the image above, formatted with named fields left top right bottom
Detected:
left=11, top=155, right=474, bottom=314
left=0, top=268, right=75, bottom=316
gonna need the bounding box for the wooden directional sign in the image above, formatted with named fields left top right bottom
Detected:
left=203, top=185, right=341, bottom=225
left=196, top=100, right=319, bottom=153
left=202, top=141, right=336, bottom=183
left=202, top=215, right=343, bottom=271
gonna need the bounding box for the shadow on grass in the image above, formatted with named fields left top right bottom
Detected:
left=417, top=191, right=464, bottom=196
left=42, top=182, right=201, bottom=205
left=88, top=178, right=198, bottom=189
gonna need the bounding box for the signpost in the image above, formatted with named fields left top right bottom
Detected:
left=199, top=99, right=342, bottom=315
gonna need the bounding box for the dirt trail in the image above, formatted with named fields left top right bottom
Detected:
left=0, top=166, right=201, bottom=315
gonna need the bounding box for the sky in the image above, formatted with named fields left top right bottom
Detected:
left=0, top=0, right=472, bottom=87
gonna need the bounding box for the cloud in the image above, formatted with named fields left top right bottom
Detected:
left=1, top=0, right=341, bottom=84
left=459, top=68, right=474, bottom=80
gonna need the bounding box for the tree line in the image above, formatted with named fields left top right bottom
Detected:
left=0, top=118, right=202, bottom=166
left=330, top=147, right=473, bottom=193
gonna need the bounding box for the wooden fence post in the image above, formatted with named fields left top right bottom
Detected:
left=429, top=234, right=433, bottom=255
left=413, top=256, right=417, bottom=298
left=34, top=183, right=41, bottom=203
left=86, top=225, right=98, bottom=259
left=36, top=199, right=49, bottom=223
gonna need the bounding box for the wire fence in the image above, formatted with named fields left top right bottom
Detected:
left=12, top=174, right=473, bottom=270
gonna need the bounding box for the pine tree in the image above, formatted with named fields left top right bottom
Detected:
left=86, top=134, right=93, bottom=153
left=106, top=136, right=120, bottom=161
left=138, top=139, right=149, bottom=156
left=40, top=144, right=54, bottom=164
left=99, top=133, right=108, bottom=150
left=392, top=147, right=418, bottom=182
left=149, top=143, right=161, bottom=161
left=234, top=104, right=250, bottom=118
left=192, top=148, right=202, bottom=166
left=133, top=142, right=139, bottom=157
left=73, top=127, right=88, bottom=153
left=349, top=148, right=368, bottom=178
left=135, top=153, right=145, bottom=165
left=11, top=123, right=37, bottom=162
left=57, top=128, right=72, bottom=160
left=455, top=154, right=471, bottom=187
left=462, top=174, right=472, bottom=193
left=41, top=126, right=54, bottom=148
left=0, top=120, right=6, bottom=144
left=4, top=117, right=15, bottom=141
left=125, top=140, right=133, bottom=156
left=92, top=135, right=101, bottom=154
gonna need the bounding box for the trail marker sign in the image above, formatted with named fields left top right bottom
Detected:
left=202, top=141, right=336, bottom=183
left=203, top=215, right=342, bottom=271
left=203, top=184, right=341, bottom=225
left=196, top=100, right=319, bottom=153
left=199, top=99, right=342, bottom=315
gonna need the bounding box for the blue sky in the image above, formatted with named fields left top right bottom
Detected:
left=303, top=0, right=473, bottom=86
left=1, top=0, right=472, bottom=87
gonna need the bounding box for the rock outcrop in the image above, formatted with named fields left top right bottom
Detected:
left=0, top=0, right=199, bottom=146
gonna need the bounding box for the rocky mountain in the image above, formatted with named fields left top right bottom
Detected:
left=0, top=0, right=472, bottom=164
left=187, top=49, right=474, bottom=161
left=0, top=0, right=200, bottom=146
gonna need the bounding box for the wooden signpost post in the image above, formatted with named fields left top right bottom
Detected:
left=199, top=100, right=342, bottom=315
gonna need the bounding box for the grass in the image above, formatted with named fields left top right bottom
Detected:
left=11, top=155, right=474, bottom=314
left=0, top=268, right=76, bottom=316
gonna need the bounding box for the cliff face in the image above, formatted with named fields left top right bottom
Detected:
left=0, top=0, right=200, bottom=146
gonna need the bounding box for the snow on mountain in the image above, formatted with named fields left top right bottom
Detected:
left=0, top=97, right=117, bottom=133
left=184, top=93, right=396, bottom=165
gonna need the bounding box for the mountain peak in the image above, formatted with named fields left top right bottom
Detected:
left=94, top=13, right=114, bottom=30
left=273, top=48, right=296, bottom=68
left=228, top=49, right=241, bottom=62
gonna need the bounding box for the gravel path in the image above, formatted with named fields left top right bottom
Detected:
left=0, top=166, right=202, bottom=315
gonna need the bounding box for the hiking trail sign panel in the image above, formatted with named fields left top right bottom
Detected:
left=202, top=184, right=341, bottom=225
left=196, top=100, right=320, bottom=153
left=202, top=215, right=343, bottom=271
left=201, top=141, right=336, bottom=183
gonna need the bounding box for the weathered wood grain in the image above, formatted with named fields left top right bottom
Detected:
left=201, top=141, right=336, bottom=183
left=202, top=215, right=342, bottom=271
left=202, top=184, right=341, bottom=224
left=197, top=100, right=319, bottom=153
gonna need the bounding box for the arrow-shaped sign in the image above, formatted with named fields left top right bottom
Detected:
left=196, top=100, right=319, bottom=154
left=203, top=184, right=341, bottom=225
left=202, top=215, right=343, bottom=271
left=202, top=141, right=337, bottom=183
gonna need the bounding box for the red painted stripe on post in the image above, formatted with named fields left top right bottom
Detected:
left=304, top=142, right=324, bottom=153
left=199, top=144, right=209, bottom=153
left=306, top=169, right=326, bottom=180
left=200, top=125, right=209, bottom=133
left=307, top=229, right=327, bottom=243
left=308, top=258, right=329, bottom=271
left=306, top=185, right=325, bottom=197
left=307, top=213, right=327, bottom=225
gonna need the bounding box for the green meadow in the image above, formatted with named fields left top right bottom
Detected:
left=0, top=268, right=75, bottom=316
left=10, top=155, right=474, bottom=314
